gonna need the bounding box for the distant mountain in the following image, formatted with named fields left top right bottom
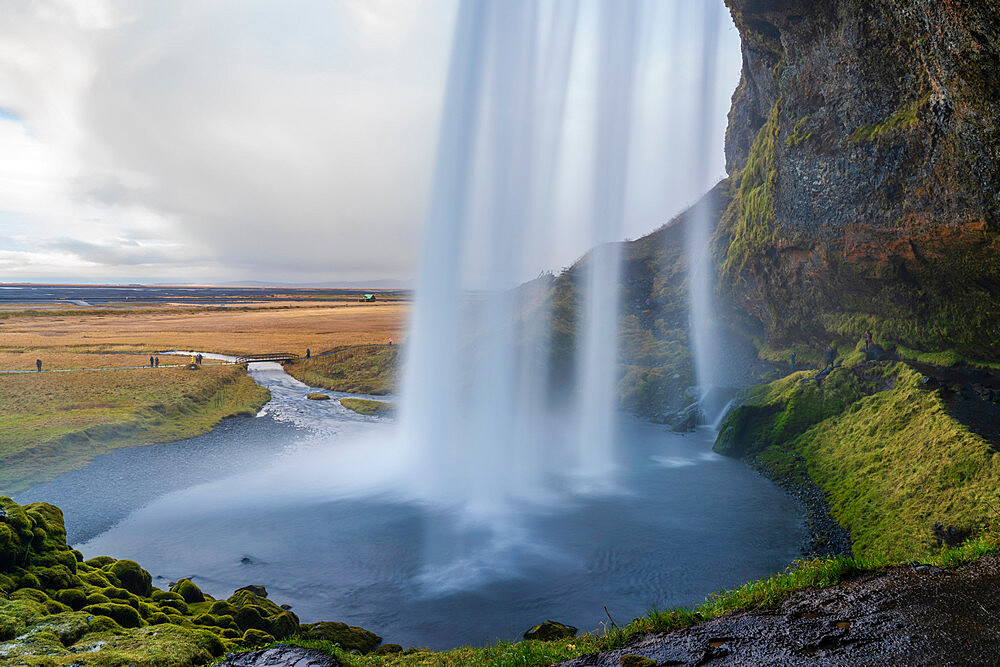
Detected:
left=219, top=279, right=412, bottom=290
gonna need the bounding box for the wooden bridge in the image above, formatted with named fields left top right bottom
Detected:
left=235, top=353, right=300, bottom=364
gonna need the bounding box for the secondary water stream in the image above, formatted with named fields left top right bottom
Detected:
left=17, top=361, right=805, bottom=650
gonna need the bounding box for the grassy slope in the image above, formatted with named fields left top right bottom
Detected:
left=285, top=347, right=399, bottom=396
left=0, top=365, right=269, bottom=494
left=716, top=361, right=1000, bottom=561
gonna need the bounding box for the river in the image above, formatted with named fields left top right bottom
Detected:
left=16, top=361, right=805, bottom=649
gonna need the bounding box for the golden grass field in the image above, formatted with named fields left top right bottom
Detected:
left=0, top=302, right=408, bottom=358
left=0, top=301, right=410, bottom=493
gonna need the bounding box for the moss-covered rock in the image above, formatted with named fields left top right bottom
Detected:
left=109, top=559, right=152, bottom=597
left=522, top=619, right=577, bottom=641
left=11, top=587, right=48, bottom=604
left=171, top=577, right=205, bottom=604
left=81, top=602, right=144, bottom=628
left=240, top=628, right=275, bottom=647
left=299, top=620, right=382, bottom=653
left=227, top=589, right=300, bottom=639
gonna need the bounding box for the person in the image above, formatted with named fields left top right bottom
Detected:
left=150, top=355, right=155, bottom=367
left=196, top=353, right=203, bottom=365
left=154, top=356, right=160, bottom=367
left=825, top=347, right=836, bottom=369
left=864, top=329, right=873, bottom=351
left=789, top=351, right=796, bottom=370
left=388, top=337, right=393, bottom=346
left=306, top=348, right=311, bottom=359
left=35, top=358, right=42, bottom=372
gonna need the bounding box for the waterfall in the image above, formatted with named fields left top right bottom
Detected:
left=686, top=1, right=725, bottom=419
left=399, top=0, right=731, bottom=520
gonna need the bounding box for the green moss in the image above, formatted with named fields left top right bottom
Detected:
left=170, top=578, right=204, bottom=604
left=723, top=100, right=782, bottom=279
left=108, top=560, right=152, bottom=597
left=715, top=362, right=1000, bottom=560
left=339, top=398, right=395, bottom=416
left=849, top=96, right=926, bottom=143
left=785, top=114, right=812, bottom=147
left=81, top=602, right=143, bottom=628
left=12, top=588, right=49, bottom=604
left=240, top=628, right=275, bottom=647
left=299, top=620, right=382, bottom=654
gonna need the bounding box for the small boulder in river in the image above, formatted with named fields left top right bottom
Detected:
left=524, top=619, right=577, bottom=641
left=307, top=392, right=330, bottom=400
left=236, top=584, right=268, bottom=598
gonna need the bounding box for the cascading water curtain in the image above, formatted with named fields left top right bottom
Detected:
left=401, top=0, right=730, bottom=518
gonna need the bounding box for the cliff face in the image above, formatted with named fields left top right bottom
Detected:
left=719, top=0, right=1000, bottom=360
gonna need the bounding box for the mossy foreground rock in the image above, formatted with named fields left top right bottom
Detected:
left=523, top=619, right=578, bottom=641
left=299, top=620, right=382, bottom=653
left=0, top=496, right=378, bottom=665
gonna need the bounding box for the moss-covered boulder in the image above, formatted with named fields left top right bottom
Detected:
left=299, top=620, right=382, bottom=653
left=81, top=602, right=144, bottom=628
left=523, top=619, right=577, bottom=641
left=240, top=628, right=276, bottom=647
left=227, top=589, right=300, bottom=639
left=171, top=577, right=205, bottom=603
left=109, top=558, right=153, bottom=596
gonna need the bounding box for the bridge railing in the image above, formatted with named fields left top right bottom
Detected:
left=235, top=353, right=299, bottom=364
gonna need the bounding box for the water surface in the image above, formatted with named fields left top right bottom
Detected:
left=18, top=364, right=805, bottom=650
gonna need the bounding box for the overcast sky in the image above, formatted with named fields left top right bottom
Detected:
left=0, top=0, right=742, bottom=285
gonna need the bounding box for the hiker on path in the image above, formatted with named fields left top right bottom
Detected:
left=154, top=356, right=159, bottom=367
left=825, top=347, right=836, bottom=369
left=864, top=329, right=874, bottom=351
left=150, top=355, right=155, bottom=367
left=306, top=348, right=311, bottom=359
left=196, top=353, right=203, bottom=365
left=388, top=337, right=393, bottom=346
left=789, top=352, right=796, bottom=370
left=35, top=359, right=41, bottom=372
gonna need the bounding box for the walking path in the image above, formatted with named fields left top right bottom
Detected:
left=0, top=344, right=394, bottom=374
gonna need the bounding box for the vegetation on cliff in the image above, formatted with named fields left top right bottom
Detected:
left=718, top=0, right=1000, bottom=364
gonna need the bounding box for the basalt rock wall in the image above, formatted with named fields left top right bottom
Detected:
left=718, top=0, right=1000, bottom=360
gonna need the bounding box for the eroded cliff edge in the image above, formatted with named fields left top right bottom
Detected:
left=718, top=0, right=1000, bottom=360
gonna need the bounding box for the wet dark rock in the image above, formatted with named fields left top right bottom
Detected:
left=558, top=556, right=1000, bottom=666
left=218, top=645, right=340, bottom=667
left=932, top=523, right=971, bottom=548
left=236, top=584, right=268, bottom=598
left=524, top=619, right=578, bottom=641
left=241, top=556, right=254, bottom=565
left=720, top=0, right=1000, bottom=362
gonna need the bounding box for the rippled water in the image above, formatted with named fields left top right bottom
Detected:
left=18, top=363, right=805, bottom=650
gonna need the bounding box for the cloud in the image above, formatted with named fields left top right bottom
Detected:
left=0, top=0, right=742, bottom=284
